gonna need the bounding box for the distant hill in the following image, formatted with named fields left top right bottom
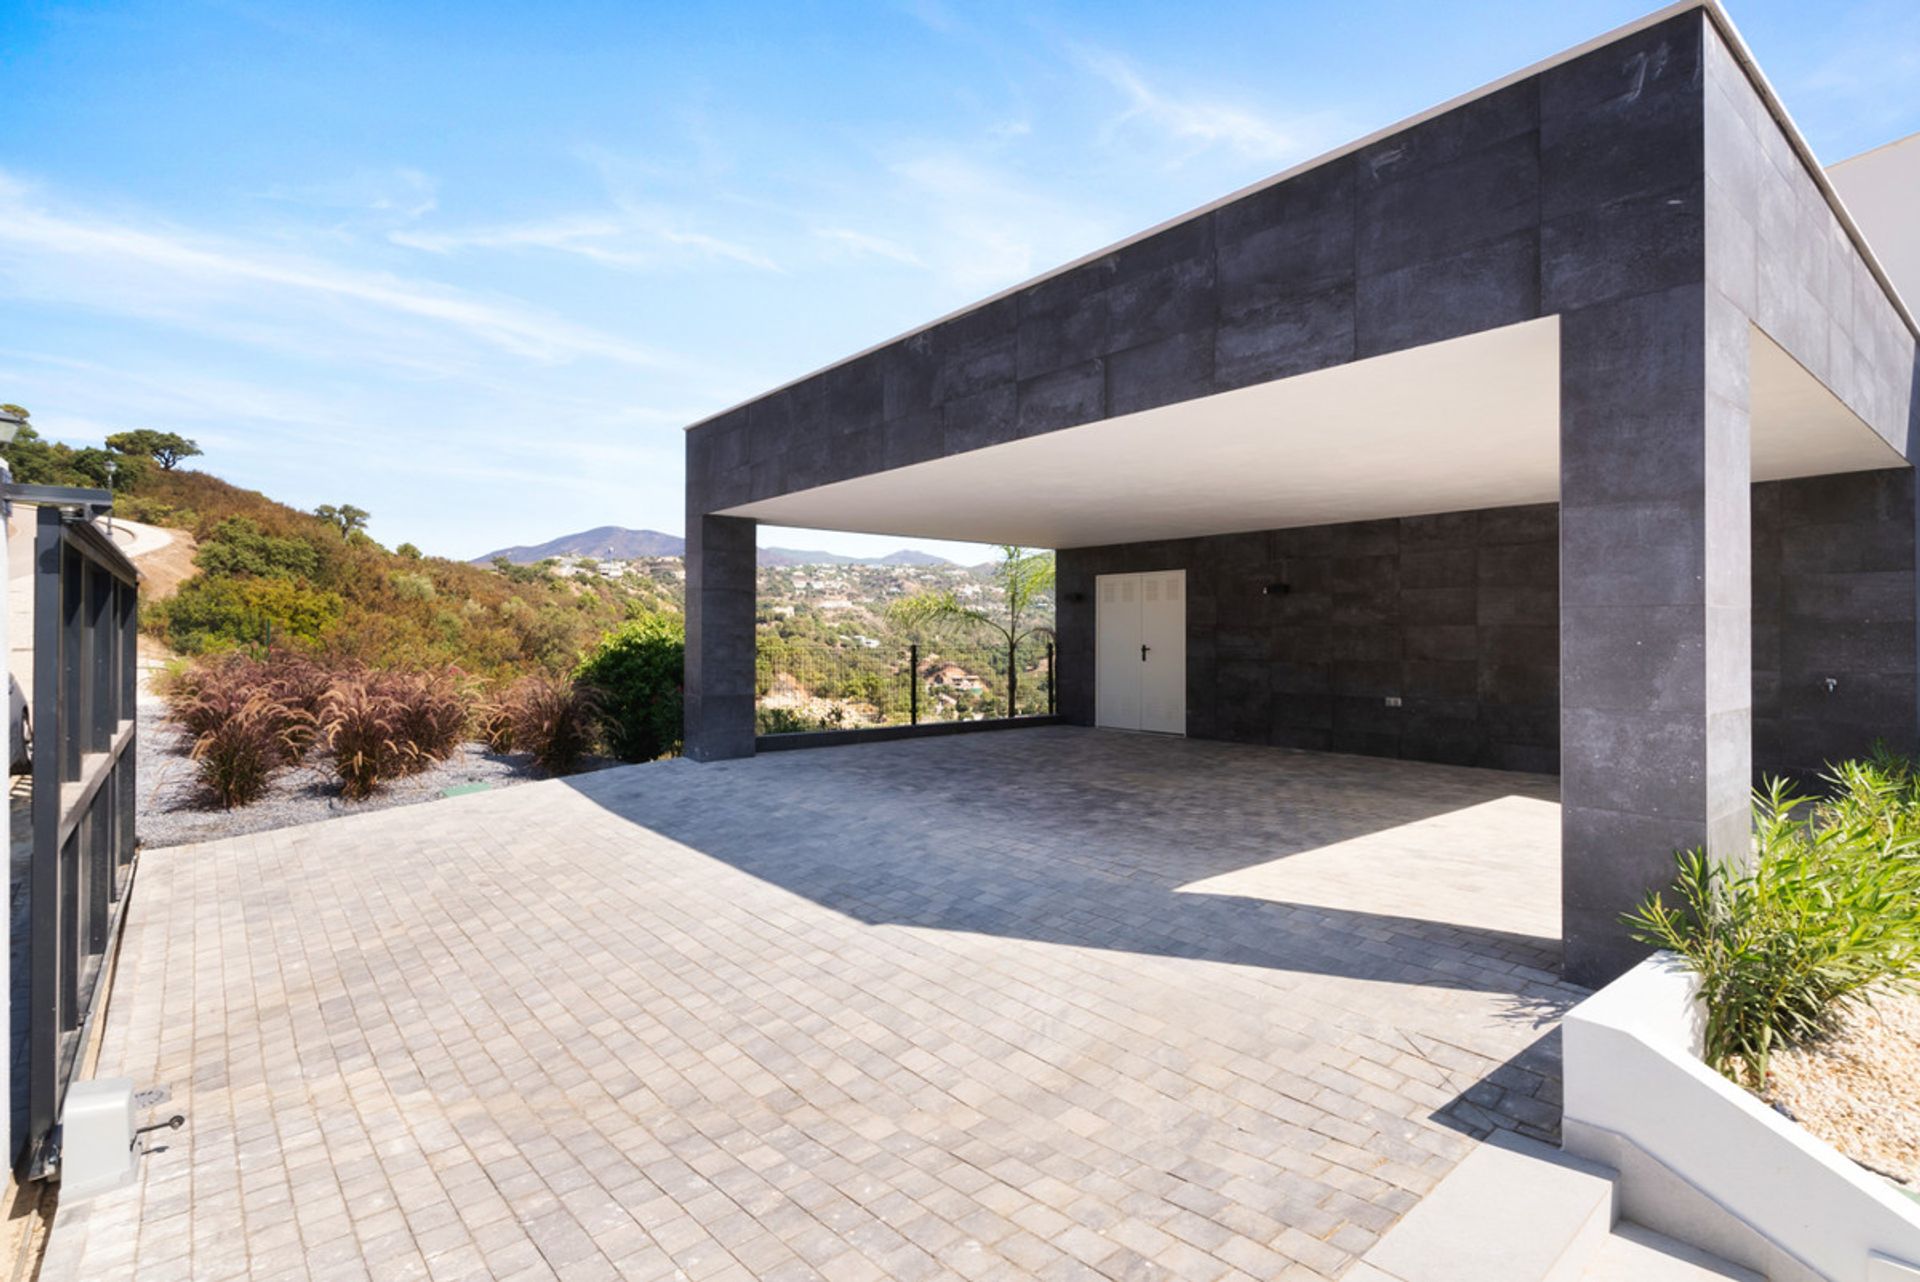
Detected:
left=476, top=526, right=953, bottom=569
left=757, top=546, right=952, bottom=568
left=476, top=526, right=686, bottom=564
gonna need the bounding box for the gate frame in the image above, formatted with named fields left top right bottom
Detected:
left=12, top=484, right=140, bottom=1181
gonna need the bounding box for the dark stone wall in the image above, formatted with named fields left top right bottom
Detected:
left=1752, top=469, right=1918, bottom=781
left=681, top=4, right=1919, bottom=980
left=683, top=513, right=759, bottom=761
left=688, top=10, right=1718, bottom=521
left=687, top=11, right=1913, bottom=523
left=1056, top=504, right=1561, bottom=774
left=1704, top=29, right=1918, bottom=459
left=1057, top=471, right=1920, bottom=787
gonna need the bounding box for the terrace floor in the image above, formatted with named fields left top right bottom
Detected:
left=41, top=727, right=1582, bottom=1282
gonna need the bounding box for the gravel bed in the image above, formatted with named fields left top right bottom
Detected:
left=1765, top=986, right=1920, bottom=1188
left=136, top=699, right=610, bottom=851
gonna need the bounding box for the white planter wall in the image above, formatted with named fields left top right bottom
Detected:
left=1562, top=953, right=1920, bottom=1282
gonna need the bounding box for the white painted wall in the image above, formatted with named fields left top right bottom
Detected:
left=1831, top=132, right=1920, bottom=319
left=1563, top=955, right=1920, bottom=1282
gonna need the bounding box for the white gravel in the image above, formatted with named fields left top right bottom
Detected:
left=136, top=699, right=609, bottom=851
left=1766, top=986, right=1920, bottom=1188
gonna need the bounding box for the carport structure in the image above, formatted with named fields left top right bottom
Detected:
left=684, top=0, right=1920, bottom=986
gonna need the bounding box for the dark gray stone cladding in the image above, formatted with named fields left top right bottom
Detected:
left=1056, top=505, right=1562, bottom=774
left=683, top=3, right=1920, bottom=986
left=1056, top=470, right=1919, bottom=786
left=688, top=12, right=1716, bottom=518
left=1752, top=468, right=1918, bottom=782
left=686, top=10, right=1915, bottom=520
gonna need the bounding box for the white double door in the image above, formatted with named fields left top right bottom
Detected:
left=1095, top=570, right=1186, bottom=734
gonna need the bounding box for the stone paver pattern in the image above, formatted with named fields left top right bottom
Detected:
left=42, top=727, right=1582, bottom=1281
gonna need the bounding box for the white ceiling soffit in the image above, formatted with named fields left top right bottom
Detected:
left=726, top=320, right=1564, bottom=549
left=722, top=318, right=1902, bottom=549
left=1750, top=328, right=1906, bottom=481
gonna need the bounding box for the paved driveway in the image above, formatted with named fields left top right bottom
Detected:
left=44, top=728, right=1580, bottom=1282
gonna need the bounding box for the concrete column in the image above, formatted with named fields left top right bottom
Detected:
left=683, top=513, right=757, bottom=761
left=1559, top=285, right=1751, bottom=987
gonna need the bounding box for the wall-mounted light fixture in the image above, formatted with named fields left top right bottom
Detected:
left=1262, top=582, right=1290, bottom=597
left=1062, top=591, right=1088, bottom=604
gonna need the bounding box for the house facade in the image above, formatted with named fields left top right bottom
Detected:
left=682, top=1, right=1920, bottom=985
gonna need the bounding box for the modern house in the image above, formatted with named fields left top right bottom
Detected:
left=682, top=0, right=1920, bottom=986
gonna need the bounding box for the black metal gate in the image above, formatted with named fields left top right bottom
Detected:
left=16, top=487, right=139, bottom=1179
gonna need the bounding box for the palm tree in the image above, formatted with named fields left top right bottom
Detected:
left=888, top=545, right=1055, bottom=718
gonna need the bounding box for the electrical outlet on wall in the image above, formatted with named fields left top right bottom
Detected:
left=1384, top=696, right=1403, bottom=708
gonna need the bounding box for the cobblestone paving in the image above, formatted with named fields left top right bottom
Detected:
left=42, top=728, right=1581, bottom=1281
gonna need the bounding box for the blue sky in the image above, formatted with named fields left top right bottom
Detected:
left=1, top=0, right=1915, bottom=562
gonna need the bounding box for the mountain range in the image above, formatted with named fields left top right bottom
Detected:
left=473, top=526, right=955, bottom=569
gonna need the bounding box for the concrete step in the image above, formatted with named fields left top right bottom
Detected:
left=1351, top=1132, right=1757, bottom=1282
left=1577, top=1221, right=1761, bottom=1281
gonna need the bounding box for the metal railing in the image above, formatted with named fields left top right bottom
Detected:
left=754, top=637, right=1054, bottom=735
left=16, top=487, right=140, bottom=1179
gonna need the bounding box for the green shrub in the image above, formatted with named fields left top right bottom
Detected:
left=507, top=677, right=601, bottom=776
left=194, top=516, right=321, bottom=580
left=575, top=614, right=683, bottom=762
left=189, top=693, right=311, bottom=808
left=389, top=570, right=436, bottom=602
left=1626, top=772, right=1920, bottom=1088
left=756, top=706, right=824, bottom=735
left=116, top=495, right=190, bottom=527
left=154, top=575, right=345, bottom=653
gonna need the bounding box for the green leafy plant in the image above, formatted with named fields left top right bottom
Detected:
left=193, top=516, right=321, bottom=580
left=1626, top=772, right=1920, bottom=1088
left=756, top=706, right=826, bottom=735
left=574, top=614, right=684, bottom=761
left=151, top=574, right=346, bottom=654
left=507, top=676, right=602, bottom=776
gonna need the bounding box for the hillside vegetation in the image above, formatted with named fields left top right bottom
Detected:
left=124, top=469, right=676, bottom=678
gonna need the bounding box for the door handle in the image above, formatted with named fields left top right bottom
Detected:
left=1141, top=644, right=1151, bottom=661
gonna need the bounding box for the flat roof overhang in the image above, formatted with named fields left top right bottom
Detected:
left=687, top=1, right=1915, bottom=444
left=719, top=318, right=1906, bottom=548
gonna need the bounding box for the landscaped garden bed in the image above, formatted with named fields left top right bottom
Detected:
left=136, top=697, right=593, bottom=849
left=138, top=614, right=686, bottom=849
left=1563, top=751, right=1920, bottom=1279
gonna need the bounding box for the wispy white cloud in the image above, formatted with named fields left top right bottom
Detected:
left=390, top=209, right=779, bottom=272
left=0, top=171, right=687, bottom=371
left=1798, top=2, right=1920, bottom=137
left=898, top=0, right=959, bottom=35
left=810, top=226, right=923, bottom=266
left=1074, top=46, right=1326, bottom=165
left=257, top=167, right=439, bottom=220
left=889, top=153, right=1115, bottom=294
